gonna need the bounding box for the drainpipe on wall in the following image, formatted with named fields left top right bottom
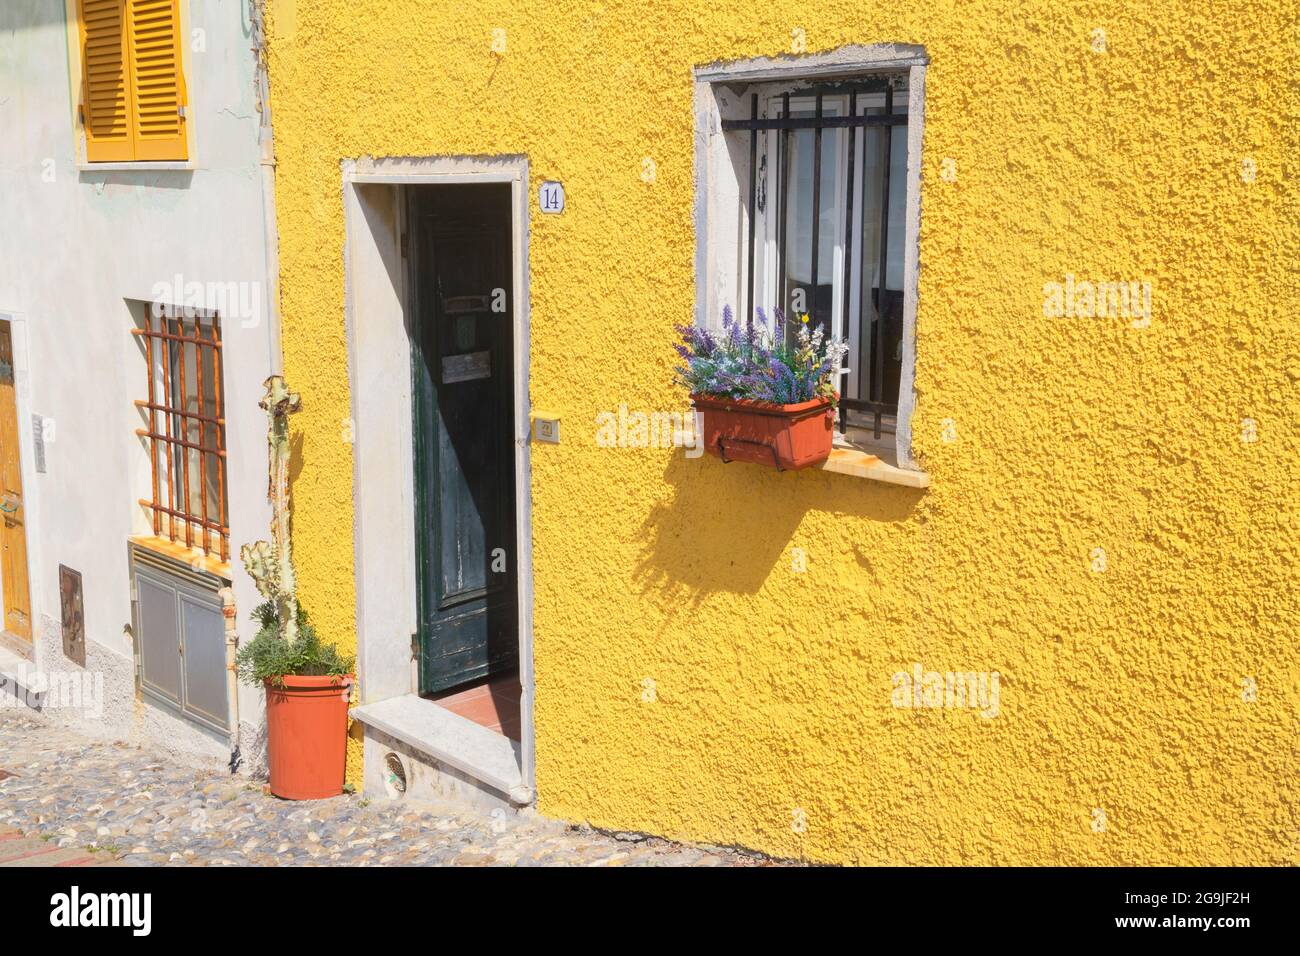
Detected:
left=219, top=586, right=242, bottom=773
left=250, top=0, right=282, bottom=375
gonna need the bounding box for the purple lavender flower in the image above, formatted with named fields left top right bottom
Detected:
left=674, top=304, right=845, bottom=405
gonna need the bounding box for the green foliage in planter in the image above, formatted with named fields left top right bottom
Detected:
left=235, top=601, right=355, bottom=686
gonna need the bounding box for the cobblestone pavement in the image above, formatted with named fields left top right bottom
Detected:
left=0, top=827, right=116, bottom=867
left=0, top=709, right=772, bottom=866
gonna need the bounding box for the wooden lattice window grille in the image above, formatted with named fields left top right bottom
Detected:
left=133, top=309, right=228, bottom=561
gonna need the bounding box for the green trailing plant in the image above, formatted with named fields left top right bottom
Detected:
left=235, top=601, right=354, bottom=686
left=237, top=375, right=353, bottom=685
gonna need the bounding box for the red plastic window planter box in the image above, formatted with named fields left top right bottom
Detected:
left=691, top=393, right=835, bottom=471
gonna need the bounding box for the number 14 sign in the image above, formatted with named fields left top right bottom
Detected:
left=539, top=181, right=565, bottom=214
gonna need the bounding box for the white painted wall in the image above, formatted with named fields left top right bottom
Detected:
left=0, top=0, right=276, bottom=764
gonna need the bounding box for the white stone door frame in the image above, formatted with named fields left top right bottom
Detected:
left=341, top=156, right=536, bottom=796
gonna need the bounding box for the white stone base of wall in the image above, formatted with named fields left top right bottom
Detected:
left=0, top=612, right=266, bottom=779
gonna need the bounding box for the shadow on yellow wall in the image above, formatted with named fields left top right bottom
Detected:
left=634, top=454, right=925, bottom=606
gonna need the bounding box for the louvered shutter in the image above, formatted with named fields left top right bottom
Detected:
left=78, top=0, right=134, bottom=162
left=125, top=0, right=187, bottom=161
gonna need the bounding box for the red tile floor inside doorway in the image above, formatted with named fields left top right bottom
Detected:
left=430, top=673, right=521, bottom=740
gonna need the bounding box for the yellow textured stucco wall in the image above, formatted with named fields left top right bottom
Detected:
left=266, top=0, right=1299, bottom=863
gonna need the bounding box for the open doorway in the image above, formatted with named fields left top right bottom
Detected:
left=345, top=157, right=535, bottom=805
left=406, top=184, right=521, bottom=741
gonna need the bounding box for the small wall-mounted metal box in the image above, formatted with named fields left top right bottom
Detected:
left=532, top=412, right=561, bottom=444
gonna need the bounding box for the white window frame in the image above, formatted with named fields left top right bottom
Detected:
left=693, top=45, right=927, bottom=470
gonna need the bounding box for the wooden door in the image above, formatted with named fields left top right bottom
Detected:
left=0, top=321, right=32, bottom=643
left=409, top=184, right=519, bottom=695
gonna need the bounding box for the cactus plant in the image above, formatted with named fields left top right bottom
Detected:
left=235, top=375, right=352, bottom=800
left=235, top=375, right=353, bottom=686
left=241, top=375, right=301, bottom=643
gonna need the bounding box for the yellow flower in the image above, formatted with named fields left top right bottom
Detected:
left=800, top=312, right=810, bottom=324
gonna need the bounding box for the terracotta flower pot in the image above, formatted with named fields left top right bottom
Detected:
left=691, top=393, right=835, bottom=471
left=263, top=674, right=353, bottom=800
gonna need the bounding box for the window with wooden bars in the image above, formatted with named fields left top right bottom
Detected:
left=134, top=309, right=228, bottom=561
left=76, top=0, right=188, bottom=163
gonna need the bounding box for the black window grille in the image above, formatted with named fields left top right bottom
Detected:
left=723, top=78, right=908, bottom=440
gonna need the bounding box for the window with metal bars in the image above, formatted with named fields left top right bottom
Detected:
left=723, top=75, right=909, bottom=443
left=133, top=309, right=228, bottom=561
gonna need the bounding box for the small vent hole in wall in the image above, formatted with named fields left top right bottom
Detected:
left=383, top=753, right=407, bottom=798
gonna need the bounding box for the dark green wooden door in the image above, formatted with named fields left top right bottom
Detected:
left=409, top=184, right=518, bottom=695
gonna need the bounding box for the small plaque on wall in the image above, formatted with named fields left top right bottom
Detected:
left=59, top=564, right=85, bottom=667
left=32, top=414, right=46, bottom=473
left=538, top=181, right=565, bottom=214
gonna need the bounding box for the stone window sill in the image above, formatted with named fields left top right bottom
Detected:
left=820, top=448, right=930, bottom=487
left=129, top=534, right=232, bottom=580
left=77, top=162, right=195, bottom=173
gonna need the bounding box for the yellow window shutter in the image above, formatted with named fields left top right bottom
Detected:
left=78, top=0, right=134, bottom=162
left=125, top=0, right=188, bottom=161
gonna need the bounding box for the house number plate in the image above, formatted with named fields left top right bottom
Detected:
left=442, top=351, right=491, bottom=384
left=539, top=181, right=565, bottom=214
